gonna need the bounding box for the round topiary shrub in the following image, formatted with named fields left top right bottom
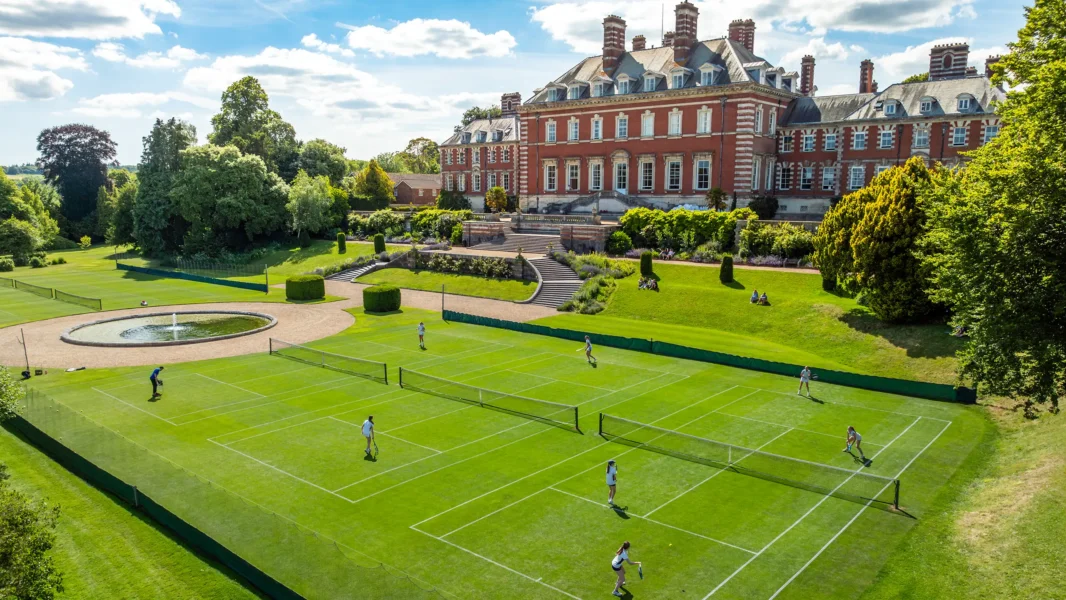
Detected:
left=607, top=231, right=633, bottom=255
left=373, top=233, right=386, bottom=254
left=29, top=256, right=46, bottom=268
left=286, top=275, right=325, bottom=301
left=719, top=255, right=734, bottom=284
left=337, top=232, right=347, bottom=254
left=0, top=258, right=13, bottom=272
left=363, top=284, right=400, bottom=312
left=640, top=251, right=653, bottom=277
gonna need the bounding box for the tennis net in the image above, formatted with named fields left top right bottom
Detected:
left=599, top=413, right=900, bottom=509
left=0, top=276, right=12, bottom=288
left=399, top=367, right=580, bottom=432
left=54, top=289, right=102, bottom=311
left=14, top=279, right=53, bottom=299
left=269, top=338, right=387, bottom=384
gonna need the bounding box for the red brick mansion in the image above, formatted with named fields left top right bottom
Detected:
left=441, top=2, right=1004, bottom=219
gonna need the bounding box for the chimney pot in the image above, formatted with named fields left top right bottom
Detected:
left=984, top=55, right=1001, bottom=78
left=859, top=59, right=875, bottom=94
left=632, top=35, right=646, bottom=51
left=728, top=18, right=756, bottom=54
left=929, top=42, right=969, bottom=80
left=663, top=31, right=675, bottom=48
left=601, top=15, right=627, bottom=77
left=672, top=1, right=699, bottom=64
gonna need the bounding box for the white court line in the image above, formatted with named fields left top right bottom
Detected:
left=767, top=420, right=952, bottom=600
left=209, top=439, right=356, bottom=502
left=173, top=372, right=352, bottom=421
left=701, top=416, right=923, bottom=599
left=410, top=527, right=581, bottom=600
left=345, top=374, right=684, bottom=501
left=328, top=417, right=443, bottom=454
left=182, top=374, right=370, bottom=426
left=91, top=387, right=177, bottom=425
left=504, top=369, right=615, bottom=393
left=643, top=427, right=795, bottom=518
left=712, top=411, right=884, bottom=446
left=549, top=487, right=757, bottom=555
left=742, top=386, right=953, bottom=424
left=197, top=373, right=265, bottom=397
left=424, top=386, right=749, bottom=537
left=335, top=373, right=675, bottom=495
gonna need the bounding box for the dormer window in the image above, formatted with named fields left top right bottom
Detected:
left=568, top=85, right=582, bottom=100
left=701, top=71, right=715, bottom=86
left=671, top=73, right=684, bottom=89
left=746, top=69, right=762, bottom=83
left=462, top=133, right=471, bottom=144
left=957, top=95, right=973, bottom=111
left=644, top=76, right=657, bottom=92
left=493, top=131, right=503, bottom=142
left=617, top=79, right=630, bottom=94
left=781, top=77, right=792, bottom=92
left=765, top=73, right=777, bottom=88
left=884, top=102, right=897, bottom=116
left=550, top=88, right=563, bottom=102
left=919, top=97, right=934, bottom=113
left=592, top=82, right=605, bottom=97
left=476, top=131, right=487, bottom=143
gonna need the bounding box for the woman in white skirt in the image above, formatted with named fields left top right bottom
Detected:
left=606, top=459, right=618, bottom=505
left=611, top=541, right=640, bottom=597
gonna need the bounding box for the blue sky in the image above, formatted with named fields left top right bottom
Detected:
left=0, top=0, right=1027, bottom=164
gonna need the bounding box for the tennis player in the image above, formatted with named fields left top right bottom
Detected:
left=606, top=459, right=618, bottom=505
left=798, top=366, right=812, bottom=397
left=610, top=541, right=641, bottom=597
left=844, top=426, right=865, bottom=459
left=362, top=415, right=375, bottom=455
left=584, top=335, right=596, bottom=364
left=418, top=321, right=426, bottom=349
left=149, top=366, right=164, bottom=398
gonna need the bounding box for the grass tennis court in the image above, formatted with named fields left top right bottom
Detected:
left=22, top=308, right=988, bottom=599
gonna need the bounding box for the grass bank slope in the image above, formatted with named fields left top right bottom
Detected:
left=358, top=268, right=536, bottom=302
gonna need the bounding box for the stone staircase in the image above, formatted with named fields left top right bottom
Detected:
left=470, top=232, right=560, bottom=254
left=527, top=257, right=584, bottom=308
left=326, top=261, right=382, bottom=282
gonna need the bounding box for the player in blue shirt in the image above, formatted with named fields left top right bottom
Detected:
left=150, top=366, right=164, bottom=398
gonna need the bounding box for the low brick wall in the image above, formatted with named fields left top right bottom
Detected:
left=462, top=221, right=508, bottom=246
left=559, top=224, right=618, bottom=253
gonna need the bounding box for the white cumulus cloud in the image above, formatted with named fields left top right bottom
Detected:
left=93, top=42, right=208, bottom=68
left=0, top=36, right=88, bottom=101
left=0, top=0, right=181, bottom=40
left=342, top=18, right=516, bottom=59
left=873, top=37, right=1006, bottom=81
left=781, top=37, right=851, bottom=65
left=73, top=91, right=171, bottom=117
left=301, top=33, right=354, bottom=58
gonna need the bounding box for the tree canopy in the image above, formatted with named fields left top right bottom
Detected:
left=454, top=105, right=502, bottom=132
left=286, top=170, right=333, bottom=237
left=901, top=72, right=930, bottom=83
left=398, top=137, right=440, bottom=174
left=133, top=118, right=197, bottom=255
left=0, top=168, right=58, bottom=255
left=350, top=159, right=395, bottom=206
left=298, top=139, right=348, bottom=186
left=35, top=124, right=116, bottom=224
left=208, top=76, right=300, bottom=181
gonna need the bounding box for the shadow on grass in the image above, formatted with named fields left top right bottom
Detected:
left=722, top=280, right=746, bottom=290
left=0, top=423, right=269, bottom=599
left=362, top=309, right=404, bottom=316
left=838, top=308, right=962, bottom=359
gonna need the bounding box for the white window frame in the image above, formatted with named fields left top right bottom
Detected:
left=802, top=134, right=815, bottom=152
left=568, top=86, right=581, bottom=100
left=874, top=165, right=890, bottom=177
left=445, top=150, right=453, bottom=165
left=488, top=173, right=497, bottom=188
left=668, top=111, right=681, bottom=136
left=750, top=158, right=760, bottom=191
left=545, top=164, right=557, bottom=192
left=700, top=69, right=717, bottom=86
left=567, top=163, right=580, bottom=191
left=821, top=167, right=836, bottom=191
left=766, top=160, right=775, bottom=191
left=616, top=115, right=628, bottom=139
left=641, top=112, right=654, bottom=138
left=697, top=159, right=712, bottom=191
left=884, top=102, right=897, bottom=116
left=445, top=174, right=453, bottom=191
left=755, top=106, right=764, bottom=134
left=879, top=130, right=894, bottom=149
left=825, top=133, right=837, bottom=151
left=503, top=147, right=510, bottom=162
left=671, top=73, right=684, bottom=89
left=592, top=118, right=602, bottom=140
left=489, top=147, right=496, bottom=163
left=952, top=126, right=967, bottom=146
left=849, top=165, right=864, bottom=190
left=920, top=99, right=933, bottom=113
left=643, top=76, right=656, bottom=92
left=503, top=172, right=510, bottom=191
left=697, top=109, right=711, bottom=134
left=617, top=79, right=630, bottom=95
left=781, top=134, right=794, bottom=153
left=477, top=131, right=487, bottom=143
left=458, top=149, right=466, bottom=164
left=666, top=160, right=682, bottom=191
left=590, top=162, right=603, bottom=191
left=853, top=131, right=868, bottom=150
left=768, top=111, right=777, bottom=135
left=568, top=120, right=579, bottom=141
left=593, top=82, right=605, bottom=97
left=913, top=129, right=930, bottom=148
left=472, top=148, right=480, bottom=165
left=458, top=174, right=465, bottom=192
left=957, top=97, right=972, bottom=111
left=614, top=162, right=628, bottom=192
left=983, top=124, right=999, bottom=144
left=778, top=165, right=792, bottom=191
left=473, top=173, right=481, bottom=192
left=800, top=166, right=814, bottom=190
left=546, top=122, right=556, bottom=143
left=639, top=161, right=654, bottom=191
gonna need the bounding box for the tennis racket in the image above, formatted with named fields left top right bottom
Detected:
left=158, top=380, right=164, bottom=387
left=373, top=438, right=379, bottom=454
left=638, top=565, right=643, bottom=580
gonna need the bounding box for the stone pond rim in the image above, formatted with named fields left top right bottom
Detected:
left=60, top=310, right=278, bottom=348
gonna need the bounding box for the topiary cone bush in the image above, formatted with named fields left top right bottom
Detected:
left=373, top=233, right=386, bottom=254
left=640, top=251, right=653, bottom=277
left=337, top=232, right=347, bottom=254
left=286, top=275, right=325, bottom=301
left=298, top=229, right=311, bottom=248
left=363, top=284, right=400, bottom=312
left=719, top=255, right=734, bottom=284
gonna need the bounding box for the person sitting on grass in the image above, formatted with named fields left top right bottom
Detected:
left=750, top=289, right=759, bottom=303
left=658, top=248, right=669, bottom=260
left=759, top=292, right=769, bottom=305
left=648, top=279, right=658, bottom=291
left=638, top=278, right=648, bottom=289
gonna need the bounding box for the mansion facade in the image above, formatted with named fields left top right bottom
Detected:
left=441, top=2, right=1004, bottom=218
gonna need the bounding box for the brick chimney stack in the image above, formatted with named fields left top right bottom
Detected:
left=929, top=43, right=969, bottom=80
left=602, top=15, right=626, bottom=77
left=800, top=55, right=815, bottom=96
left=663, top=31, right=675, bottom=48
left=728, top=19, right=756, bottom=54
left=859, top=59, right=875, bottom=94
left=985, top=55, right=1000, bottom=78
left=673, top=1, right=699, bottom=64
left=632, top=35, right=646, bottom=51
left=500, top=92, right=521, bottom=117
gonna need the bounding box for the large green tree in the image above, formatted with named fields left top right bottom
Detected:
left=0, top=462, right=63, bottom=600
left=286, top=170, right=333, bottom=237
left=297, top=139, right=348, bottom=185
left=369, top=151, right=410, bottom=174
left=169, top=144, right=289, bottom=252
left=35, top=124, right=116, bottom=225
left=923, top=0, right=1066, bottom=414
left=16, top=179, right=63, bottom=237
left=209, top=76, right=300, bottom=181
left=133, top=118, right=197, bottom=255
left=398, top=137, right=440, bottom=174
left=0, top=169, right=58, bottom=255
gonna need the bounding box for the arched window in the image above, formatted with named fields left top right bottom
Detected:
left=943, top=54, right=953, bottom=70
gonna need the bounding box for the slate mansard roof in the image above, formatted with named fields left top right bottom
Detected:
left=440, top=115, right=520, bottom=147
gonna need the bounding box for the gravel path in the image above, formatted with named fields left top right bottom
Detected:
left=0, top=282, right=555, bottom=369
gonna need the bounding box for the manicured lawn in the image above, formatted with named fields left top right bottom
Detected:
left=0, top=426, right=260, bottom=599
left=20, top=308, right=989, bottom=599
left=536, top=262, right=963, bottom=384
left=358, top=268, right=536, bottom=301
left=254, top=239, right=405, bottom=278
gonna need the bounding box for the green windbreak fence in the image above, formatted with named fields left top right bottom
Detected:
left=116, top=263, right=268, bottom=293
left=442, top=310, right=977, bottom=404
left=14, top=390, right=445, bottom=600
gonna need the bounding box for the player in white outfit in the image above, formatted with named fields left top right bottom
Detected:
left=610, top=541, right=641, bottom=597
left=844, top=425, right=865, bottom=459
left=362, top=415, right=375, bottom=456
left=605, top=460, right=618, bottom=505
left=798, top=366, right=812, bottom=397
left=584, top=335, right=596, bottom=364
left=417, top=322, right=426, bottom=349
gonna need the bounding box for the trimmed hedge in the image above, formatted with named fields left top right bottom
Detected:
left=373, top=233, right=386, bottom=254
left=720, top=255, right=734, bottom=283
left=640, top=251, right=653, bottom=277
left=285, top=275, right=325, bottom=301
left=363, top=285, right=400, bottom=312
left=0, top=258, right=13, bottom=272
left=337, top=232, right=347, bottom=254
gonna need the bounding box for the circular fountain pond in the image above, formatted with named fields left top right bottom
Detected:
left=61, top=311, right=276, bottom=347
